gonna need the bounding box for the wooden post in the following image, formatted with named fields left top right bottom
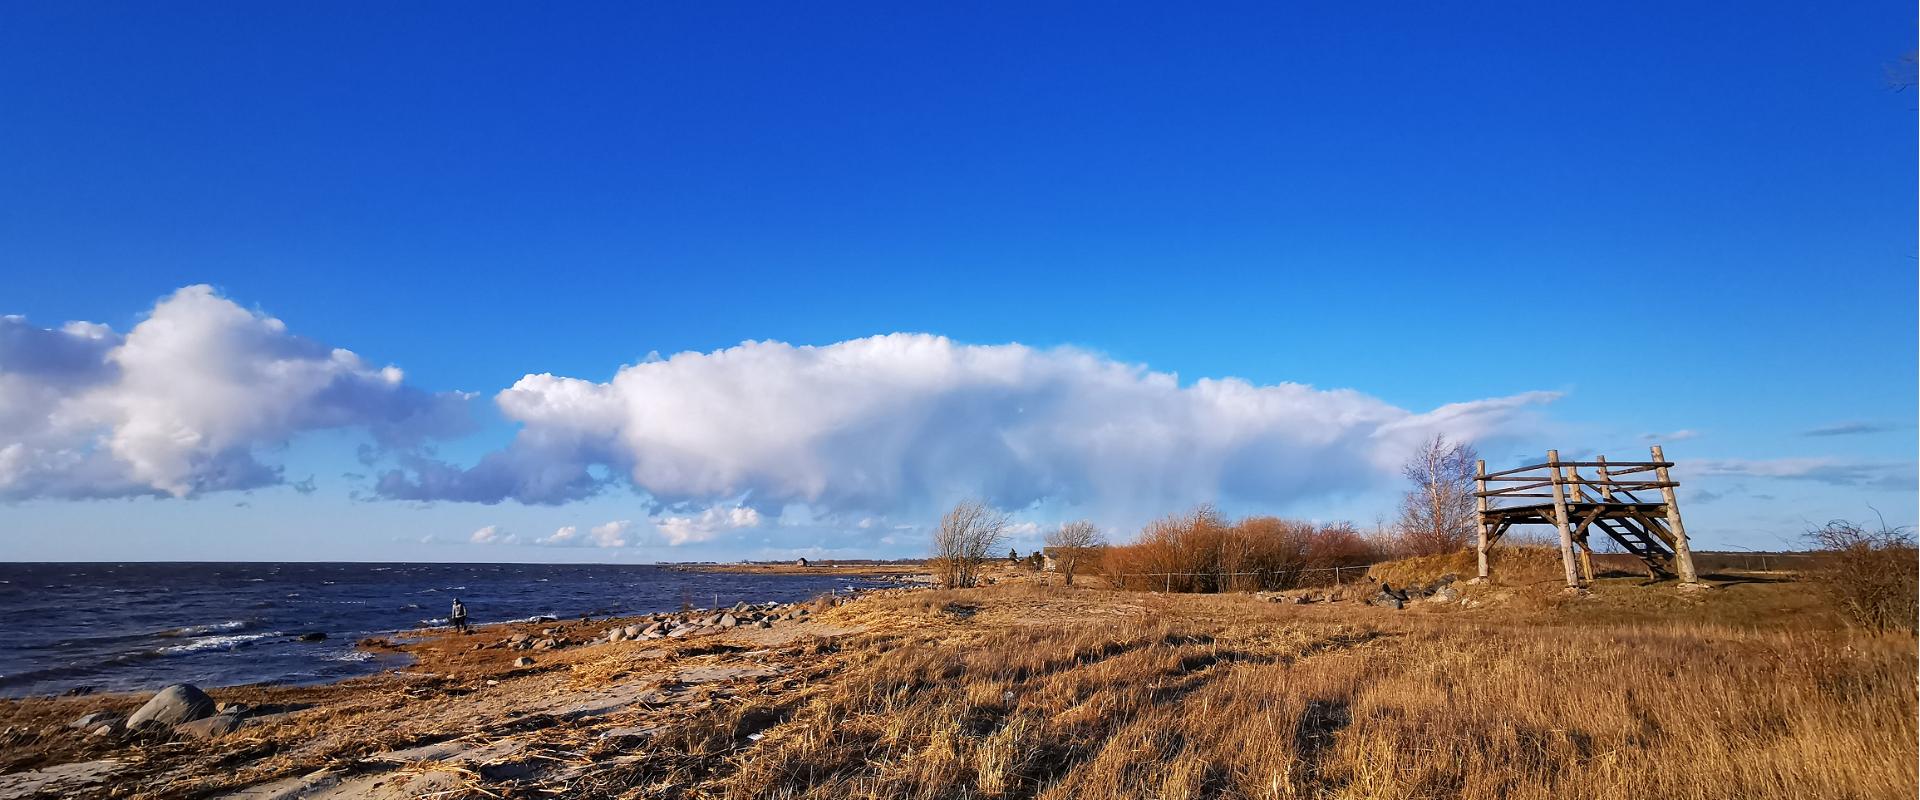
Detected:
left=1650, top=445, right=1699, bottom=585
left=1547, top=450, right=1583, bottom=590
left=1595, top=455, right=1616, bottom=501
left=1475, top=459, right=1490, bottom=581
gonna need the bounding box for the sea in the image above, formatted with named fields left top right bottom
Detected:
left=0, top=562, right=893, bottom=698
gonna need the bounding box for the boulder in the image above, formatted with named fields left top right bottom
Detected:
left=513, top=656, right=536, bottom=667
left=755, top=619, right=772, bottom=629
left=1367, top=593, right=1404, bottom=610
left=69, top=711, right=121, bottom=731
left=667, top=625, right=696, bottom=639
left=607, top=628, right=627, bottom=643
left=625, top=625, right=643, bottom=639
left=719, top=614, right=739, bottom=628
left=174, top=714, right=242, bottom=740
left=1429, top=585, right=1460, bottom=603
left=509, top=633, right=531, bottom=645
left=216, top=701, right=250, bottom=716
left=641, top=622, right=665, bottom=637
left=127, top=684, right=216, bottom=728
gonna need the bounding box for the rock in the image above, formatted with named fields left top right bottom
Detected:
left=174, top=714, right=242, bottom=740
left=667, top=625, right=696, bottom=638
left=641, top=622, right=664, bottom=637
left=294, top=632, right=327, bottom=642
left=719, top=614, right=739, bottom=628
left=1367, top=593, right=1404, bottom=610
left=69, top=711, right=120, bottom=731
left=216, top=702, right=250, bottom=716
left=1429, top=585, right=1460, bottom=603
left=513, top=657, right=536, bottom=667
left=127, top=684, right=217, bottom=728
left=755, top=619, right=771, bottom=629
left=509, top=633, right=531, bottom=644
left=794, top=608, right=810, bottom=617
left=625, top=625, right=643, bottom=639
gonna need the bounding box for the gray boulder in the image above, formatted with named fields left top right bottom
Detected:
left=128, top=684, right=216, bottom=728
left=513, top=656, right=536, bottom=667
left=174, top=714, right=242, bottom=740
left=719, top=614, right=739, bottom=628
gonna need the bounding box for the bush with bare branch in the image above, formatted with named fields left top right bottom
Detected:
left=931, top=500, right=1010, bottom=588
left=1045, top=521, right=1105, bottom=587
left=1395, top=434, right=1480, bottom=556
left=1806, top=519, right=1918, bottom=633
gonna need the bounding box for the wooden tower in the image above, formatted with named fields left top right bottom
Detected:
left=1473, top=445, right=1698, bottom=590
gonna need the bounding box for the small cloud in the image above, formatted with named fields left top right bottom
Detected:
left=1802, top=421, right=1899, bottom=437
left=1640, top=430, right=1701, bottom=442
left=535, top=521, right=632, bottom=548
left=290, top=475, right=318, bottom=495
left=470, top=525, right=519, bottom=545
left=656, top=505, right=763, bottom=546
left=589, top=520, right=634, bottom=548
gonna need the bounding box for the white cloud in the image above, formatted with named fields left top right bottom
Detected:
left=589, top=519, right=634, bottom=547
left=0, top=286, right=471, bottom=500
left=375, top=334, right=1558, bottom=520
left=1689, top=458, right=1916, bottom=490
left=656, top=505, right=763, bottom=546
left=469, top=525, right=519, bottom=545
left=536, top=520, right=635, bottom=548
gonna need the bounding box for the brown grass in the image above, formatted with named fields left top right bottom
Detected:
left=577, top=581, right=1916, bottom=799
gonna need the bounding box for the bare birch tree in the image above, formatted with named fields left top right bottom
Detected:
left=1396, top=435, right=1480, bottom=556
left=932, top=500, right=1009, bottom=588
left=1045, top=520, right=1105, bottom=587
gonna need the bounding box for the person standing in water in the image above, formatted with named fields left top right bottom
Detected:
left=450, top=598, right=470, bottom=634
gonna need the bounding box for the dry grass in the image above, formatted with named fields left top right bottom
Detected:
left=573, top=582, right=1917, bottom=799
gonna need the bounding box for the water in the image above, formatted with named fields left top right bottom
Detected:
left=0, top=562, right=891, bottom=698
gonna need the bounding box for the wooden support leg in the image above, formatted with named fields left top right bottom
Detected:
left=1547, top=450, right=1583, bottom=591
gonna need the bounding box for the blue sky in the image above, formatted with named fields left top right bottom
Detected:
left=1, top=2, right=1912, bottom=562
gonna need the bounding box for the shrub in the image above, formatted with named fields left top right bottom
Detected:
left=931, top=500, right=1009, bottom=588
left=1103, top=507, right=1382, bottom=592
left=1806, top=520, right=1918, bottom=633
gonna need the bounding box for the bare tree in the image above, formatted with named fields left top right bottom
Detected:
left=1396, top=435, right=1480, bottom=556
left=931, top=500, right=1009, bottom=588
left=1045, top=520, right=1105, bottom=587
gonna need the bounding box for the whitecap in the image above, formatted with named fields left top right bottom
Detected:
left=156, top=631, right=281, bottom=655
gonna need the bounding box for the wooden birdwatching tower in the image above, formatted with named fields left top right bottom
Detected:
left=1473, top=445, right=1698, bottom=590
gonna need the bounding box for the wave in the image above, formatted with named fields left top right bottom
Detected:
left=155, top=632, right=281, bottom=656
left=160, top=620, right=249, bottom=637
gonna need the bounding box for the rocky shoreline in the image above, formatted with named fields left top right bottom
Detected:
left=0, top=586, right=890, bottom=799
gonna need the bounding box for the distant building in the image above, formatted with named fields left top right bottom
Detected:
left=795, top=557, right=810, bottom=567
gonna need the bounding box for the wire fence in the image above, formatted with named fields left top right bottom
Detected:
left=1115, top=562, right=1388, bottom=593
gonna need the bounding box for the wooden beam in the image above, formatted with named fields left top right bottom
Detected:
left=1651, top=445, right=1699, bottom=584
left=1547, top=450, right=1583, bottom=590
left=1475, top=459, right=1490, bottom=581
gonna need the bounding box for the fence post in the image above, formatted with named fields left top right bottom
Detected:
left=1165, top=573, right=1171, bottom=593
